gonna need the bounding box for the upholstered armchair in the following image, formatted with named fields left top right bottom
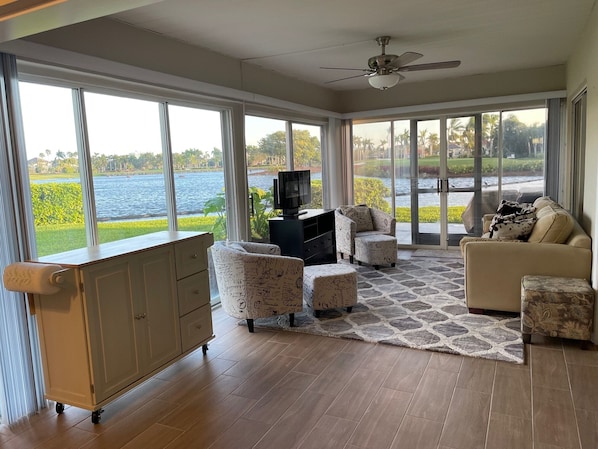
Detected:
left=335, top=205, right=396, bottom=264
left=211, top=241, right=304, bottom=332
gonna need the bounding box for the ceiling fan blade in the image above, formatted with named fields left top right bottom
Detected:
left=389, top=51, right=423, bottom=68
left=324, top=73, right=369, bottom=84
left=320, top=66, right=371, bottom=72
left=398, top=60, right=461, bottom=72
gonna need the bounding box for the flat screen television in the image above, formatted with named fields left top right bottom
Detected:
left=273, top=170, right=312, bottom=218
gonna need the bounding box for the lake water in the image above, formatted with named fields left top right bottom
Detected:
left=34, top=171, right=542, bottom=221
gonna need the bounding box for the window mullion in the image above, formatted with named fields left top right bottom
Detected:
left=72, top=88, right=98, bottom=246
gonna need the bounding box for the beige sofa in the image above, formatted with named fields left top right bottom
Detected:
left=460, top=197, right=592, bottom=313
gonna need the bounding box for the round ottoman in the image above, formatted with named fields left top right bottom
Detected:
left=303, top=263, right=357, bottom=317
left=354, top=234, right=397, bottom=269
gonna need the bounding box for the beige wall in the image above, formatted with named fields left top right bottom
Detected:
left=567, top=2, right=598, bottom=341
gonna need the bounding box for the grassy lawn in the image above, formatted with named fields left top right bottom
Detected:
left=34, top=207, right=467, bottom=257
left=35, top=216, right=217, bottom=257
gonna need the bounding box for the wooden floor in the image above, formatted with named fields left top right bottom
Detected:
left=2, top=305, right=598, bottom=448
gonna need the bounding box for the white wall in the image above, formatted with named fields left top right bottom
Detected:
left=567, top=2, right=598, bottom=341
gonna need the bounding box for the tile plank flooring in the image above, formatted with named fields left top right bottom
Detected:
left=2, top=306, right=598, bottom=448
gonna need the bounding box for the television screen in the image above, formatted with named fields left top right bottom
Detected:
left=274, top=170, right=311, bottom=217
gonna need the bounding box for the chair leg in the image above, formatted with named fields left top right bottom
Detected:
left=289, top=313, right=295, bottom=327
left=246, top=318, right=254, bottom=333
left=340, top=253, right=345, bottom=260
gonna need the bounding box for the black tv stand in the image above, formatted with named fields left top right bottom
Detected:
left=268, top=209, right=336, bottom=265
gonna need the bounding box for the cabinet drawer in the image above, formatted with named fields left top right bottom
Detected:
left=180, top=305, right=213, bottom=353
left=175, top=237, right=209, bottom=279
left=177, top=271, right=210, bottom=316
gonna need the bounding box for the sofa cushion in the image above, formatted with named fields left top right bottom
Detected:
left=490, top=213, right=537, bottom=240
left=340, top=205, right=373, bottom=232
left=527, top=203, right=574, bottom=244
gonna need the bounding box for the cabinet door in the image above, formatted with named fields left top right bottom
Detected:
left=135, top=246, right=181, bottom=373
left=83, top=259, right=141, bottom=403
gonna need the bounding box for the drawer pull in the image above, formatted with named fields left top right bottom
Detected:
left=191, top=253, right=198, bottom=259
left=134, top=313, right=147, bottom=320
left=195, top=324, right=202, bottom=330
left=193, top=289, right=200, bottom=295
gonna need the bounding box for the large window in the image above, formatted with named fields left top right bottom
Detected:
left=20, top=82, right=84, bottom=256
left=84, top=92, right=168, bottom=243
left=19, top=83, right=230, bottom=263
left=245, top=115, right=324, bottom=241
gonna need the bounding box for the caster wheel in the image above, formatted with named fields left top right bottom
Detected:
left=202, top=344, right=208, bottom=355
left=91, top=409, right=103, bottom=424
left=55, top=402, right=64, bottom=414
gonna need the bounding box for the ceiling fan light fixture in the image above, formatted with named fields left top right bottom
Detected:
left=368, top=72, right=400, bottom=90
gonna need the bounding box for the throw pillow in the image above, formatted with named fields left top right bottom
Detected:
left=496, top=199, right=535, bottom=216
left=489, top=213, right=537, bottom=240
left=340, top=204, right=374, bottom=232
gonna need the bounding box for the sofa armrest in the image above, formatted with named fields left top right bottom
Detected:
left=482, top=214, right=495, bottom=234
left=463, top=240, right=592, bottom=312
left=370, top=208, right=396, bottom=236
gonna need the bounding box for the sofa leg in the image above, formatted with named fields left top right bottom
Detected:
left=349, top=255, right=354, bottom=264
left=373, top=265, right=380, bottom=270
left=468, top=308, right=485, bottom=314
left=289, top=313, right=295, bottom=327
left=346, top=306, right=352, bottom=313
left=246, top=319, right=254, bottom=333
left=522, top=333, right=531, bottom=344
left=340, top=253, right=345, bottom=260
left=314, top=310, right=321, bottom=318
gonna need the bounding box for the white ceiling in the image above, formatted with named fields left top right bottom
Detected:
left=108, top=0, right=596, bottom=91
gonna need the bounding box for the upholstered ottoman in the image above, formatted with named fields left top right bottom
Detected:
left=521, top=275, right=595, bottom=344
left=354, top=234, right=397, bottom=269
left=303, top=264, right=357, bottom=317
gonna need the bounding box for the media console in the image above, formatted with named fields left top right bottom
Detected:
left=268, top=209, right=336, bottom=265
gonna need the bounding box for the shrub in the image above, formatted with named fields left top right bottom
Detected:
left=354, top=177, right=391, bottom=213
left=31, top=183, right=84, bottom=225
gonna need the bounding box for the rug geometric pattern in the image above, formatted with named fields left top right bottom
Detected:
left=250, top=255, right=525, bottom=364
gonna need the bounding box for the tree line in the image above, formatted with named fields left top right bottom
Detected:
left=353, top=113, right=545, bottom=161
left=30, top=128, right=322, bottom=175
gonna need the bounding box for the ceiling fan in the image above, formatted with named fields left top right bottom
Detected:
left=321, top=36, right=461, bottom=90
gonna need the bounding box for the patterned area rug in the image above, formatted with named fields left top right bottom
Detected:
left=248, top=255, right=525, bottom=364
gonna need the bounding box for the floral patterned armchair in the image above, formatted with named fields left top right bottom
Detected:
left=211, top=241, right=304, bottom=332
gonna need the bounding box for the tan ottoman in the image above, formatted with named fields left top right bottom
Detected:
left=354, top=234, right=397, bottom=269
left=521, top=275, right=595, bottom=344
left=303, top=264, right=357, bottom=317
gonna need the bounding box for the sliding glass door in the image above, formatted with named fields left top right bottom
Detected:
left=357, top=107, right=546, bottom=248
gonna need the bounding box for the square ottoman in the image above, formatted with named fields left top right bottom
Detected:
left=521, top=275, right=595, bottom=344
left=303, top=263, right=357, bottom=317
left=354, top=234, right=397, bottom=269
